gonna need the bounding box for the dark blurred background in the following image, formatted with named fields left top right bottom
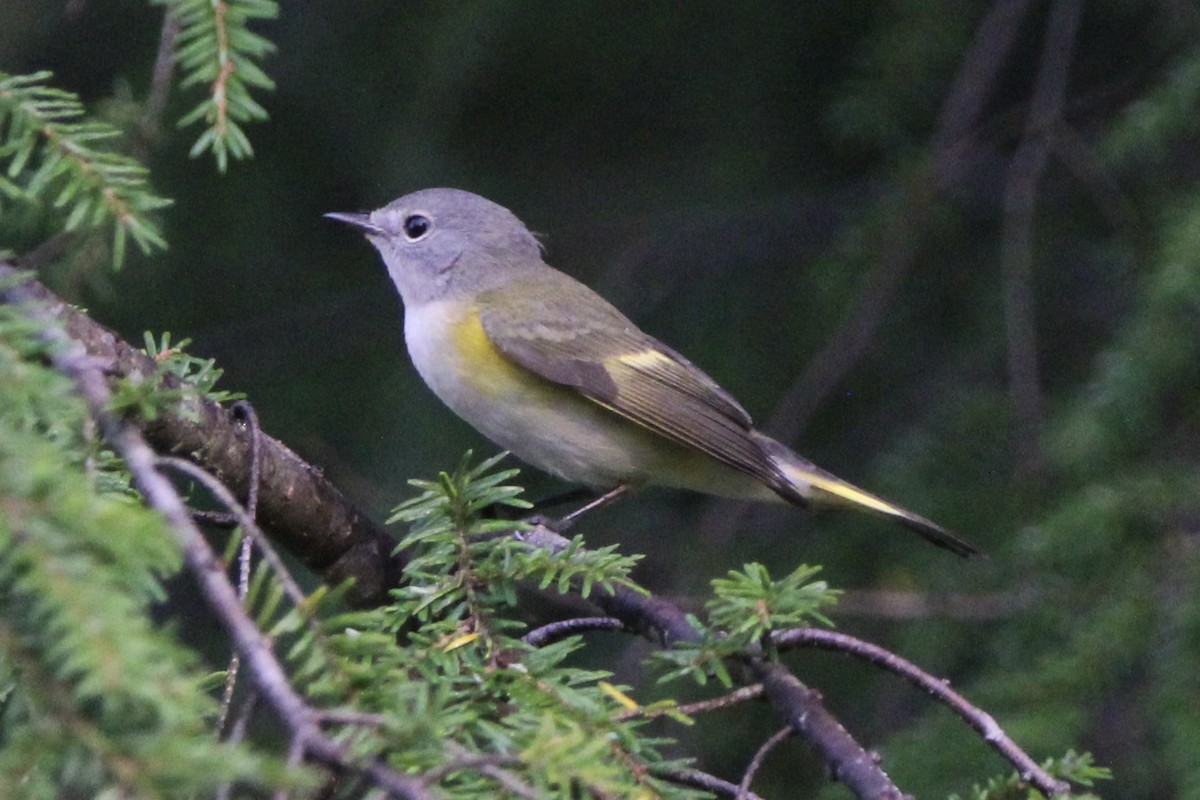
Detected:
left=4, top=1, right=1199, bottom=797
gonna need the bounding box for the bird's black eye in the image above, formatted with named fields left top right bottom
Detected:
left=402, top=214, right=431, bottom=241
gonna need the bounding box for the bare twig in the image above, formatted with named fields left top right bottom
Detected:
left=214, top=403, right=262, bottom=738
left=521, top=616, right=625, bottom=647
left=650, top=764, right=765, bottom=800
left=316, top=709, right=389, bottom=727
left=738, top=727, right=792, bottom=800
left=444, top=742, right=541, bottom=800
left=156, top=456, right=311, bottom=610
left=755, top=662, right=903, bottom=799
left=1001, top=0, right=1084, bottom=475
left=773, top=627, right=1070, bottom=796
left=617, top=683, right=765, bottom=722
left=1049, top=123, right=1137, bottom=233
left=139, top=8, right=182, bottom=146
left=930, top=0, right=1039, bottom=181
left=423, top=744, right=524, bottom=786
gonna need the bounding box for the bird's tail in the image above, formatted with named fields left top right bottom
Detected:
left=753, top=432, right=980, bottom=558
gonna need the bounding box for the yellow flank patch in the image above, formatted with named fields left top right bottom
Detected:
left=453, top=306, right=506, bottom=363
left=445, top=307, right=531, bottom=394
left=614, top=349, right=673, bottom=370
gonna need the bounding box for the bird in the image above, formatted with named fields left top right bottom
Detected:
left=326, top=188, right=978, bottom=557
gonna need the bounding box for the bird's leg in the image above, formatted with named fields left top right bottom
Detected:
left=529, top=487, right=596, bottom=514
left=552, top=484, right=632, bottom=531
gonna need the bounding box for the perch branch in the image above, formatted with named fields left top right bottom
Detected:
left=520, top=523, right=907, bottom=799
left=1, top=267, right=433, bottom=800
left=0, top=264, right=406, bottom=608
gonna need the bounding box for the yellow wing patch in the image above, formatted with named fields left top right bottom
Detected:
left=614, top=349, right=675, bottom=370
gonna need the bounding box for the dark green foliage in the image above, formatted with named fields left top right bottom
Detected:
left=391, top=451, right=643, bottom=605
left=143, top=331, right=246, bottom=405
left=273, top=453, right=700, bottom=798
left=0, top=305, right=290, bottom=797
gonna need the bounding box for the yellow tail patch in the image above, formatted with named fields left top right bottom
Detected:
left=782, top=464, right=904, bottom=517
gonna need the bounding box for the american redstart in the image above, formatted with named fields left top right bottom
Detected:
left=327, top=188, right=977, bottom=557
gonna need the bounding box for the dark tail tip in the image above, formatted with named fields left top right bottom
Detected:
left=898, top=514, right=982, bottom=558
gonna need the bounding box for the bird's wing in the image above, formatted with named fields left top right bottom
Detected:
left=476, top=273, right=787, bottom=490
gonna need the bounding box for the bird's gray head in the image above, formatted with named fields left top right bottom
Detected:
left=326, top=188, right=544, bottom=306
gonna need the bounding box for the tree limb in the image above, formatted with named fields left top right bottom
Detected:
left=0, top=263, right=406, bottom=608
left=1, top=266, right=432, bottom=800
left=525, top=540, right=907, bottom=797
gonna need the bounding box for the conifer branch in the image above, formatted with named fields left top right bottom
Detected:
left=152, top=0, right=278, bottom=171
left=1, top=266, right=434, bottom=800
left=0, top=71, right=172, bottom=266
left=519, top=523, right=907, bottom=799
left=0, top=264, right=407, bottom=608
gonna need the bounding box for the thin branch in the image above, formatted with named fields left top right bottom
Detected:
left=754, top=661, right=903, bottom=799
left=773, top=628, right=1070, bottom=796
left=1048, top=122, right=1138, bottom=234
left=233, top=400, right=264, bottom=516
left=649, top=764, right=765, bottom=800
left=423, top=745, right=524, bottom=785
left=139, top=7, right=182, bottom=145
left=521, top=616, right=625, bottom=647
left=617, top=683, right=764, bottom=722
left=0, top=266, right=406, bottom=607
left=929, top=0, right=1039, bottom=182
left=444, top=742, right=541, bottom=800
left=1000, top=0, right=1084, bottom=475
left=216, top=648, right=243, bottom=737
left=156, top=456, right=310, bottom=610
left=738, top=727, right=792, bottom=800
left=215, top=403, right=261, bottom=739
